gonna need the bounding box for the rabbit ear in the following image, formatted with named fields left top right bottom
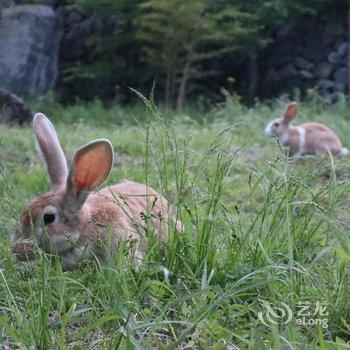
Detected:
left=33, top=113, right=68, bottom=190
left=65, top=139, right=114, bottom=212
left=283, top=102, right=298, bottom=123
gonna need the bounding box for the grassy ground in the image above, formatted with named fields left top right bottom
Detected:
left=1, top=93, right=350, bottom=349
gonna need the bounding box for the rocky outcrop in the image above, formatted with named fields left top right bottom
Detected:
left=0, top=88, right=33, bottom=124
left=54, top=6, right=95, bottom=101
left=0, top=5, right=61, bottom=98
left=260, top=10, right=349, bottom=101
left=57, top=6, right=95, bottom=64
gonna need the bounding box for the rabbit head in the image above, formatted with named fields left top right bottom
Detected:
left=265, top=102, right=299, bottom=143
left=13, top=113, right=113, bottom=257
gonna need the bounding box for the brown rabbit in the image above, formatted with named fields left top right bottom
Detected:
left=265, top=102, right=347, bottom=157
left=12, top=113, right=182, bottom=270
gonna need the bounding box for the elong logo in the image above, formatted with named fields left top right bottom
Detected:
left=258, top=300, right=328, bottom=329
left=258, top=300, right=293, bottom=327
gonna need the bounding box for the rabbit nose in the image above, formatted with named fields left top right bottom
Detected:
left=265, top=122, right=273, bottom=135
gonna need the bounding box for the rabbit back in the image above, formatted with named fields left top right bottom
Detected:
left=300, top=122, right=343, bottom=155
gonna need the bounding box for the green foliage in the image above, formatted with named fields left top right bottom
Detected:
left=66, top=0, right=347, bottom=105
left=137, top=0, right=260, bottom=108
left=8, top=0, right=347, bottom=104
left=68, top=0, right=263, bottom=106
left=64, top=0, right=145, bottom=102
left=1, top=98, right=350, bottom=347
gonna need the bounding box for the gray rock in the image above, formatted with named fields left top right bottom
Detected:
left=322, top=34, right=337, bottom=49
left=327, top=51, right=342, bottom=65
left=314, top=62, right=333, bottom=79
left=316, top=79, right=334, bottom=91
left=0, top=1, right=11, bottom=12
left=295, top=57, right=314, bottom=71
left=325, top=23, right=343, bottom=37
left=334, top=39, right=344, bottom=52
left=57, top=7, right=94, bottom=61
left=299, top=70, right=314, bottom=80
left=303, top=38, right=327, bottom=62
left=341, top=56, right=348, bottom=66
left=67, top=10, right=83, bottom=25
left=0, top=5, right=61, bottom=97
left=277, top=64, right=298, bottom=79
left=275, top=24, right=295, bottom=39
left=0, top=88, right=33, bottom=124
left=333, top=82, right=345, bottom=93
left=334, top=67, right=348, bottom=84
left=337, top=42, right=350, bottom=57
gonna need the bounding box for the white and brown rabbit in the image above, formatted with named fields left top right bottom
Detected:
left=12, top=113, right=182, bottom=270
left=265, top=102, right=347, bottom=157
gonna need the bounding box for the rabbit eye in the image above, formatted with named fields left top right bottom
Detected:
left=43, top=213, right=56, bottom=225
left=274, top=122, right=280, bottom=127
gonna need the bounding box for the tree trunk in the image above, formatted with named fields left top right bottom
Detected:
left=176, top=52, right=192, bottom=110
left=165, top=65, right=171, bottom=107
left=247, top=47, right=258, bottom=104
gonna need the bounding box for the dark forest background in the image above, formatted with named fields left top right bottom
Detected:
left=1, top=0, right=349, bottom=109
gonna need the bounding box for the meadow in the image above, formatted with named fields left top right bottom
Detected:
left=1, top=93, right=350, bottom=349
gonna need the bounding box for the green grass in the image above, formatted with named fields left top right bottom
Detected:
left=1, top=94, right=350, bottom=348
